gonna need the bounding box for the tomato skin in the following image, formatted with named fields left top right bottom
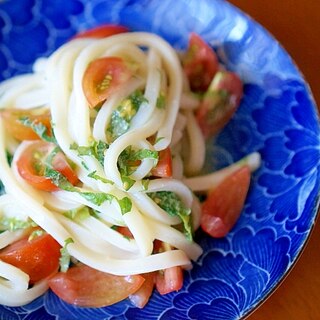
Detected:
left=153, top=241, right=183, bottom=295
left=183, top=33, right=219, bottom=92
left=155, top=266, right=183, bottom=295
left=196, top=71, right=243, bottom=138
left=73, top=24, right=128, bottom=39
left=151, top=148, right=172, bottom=178
left=0, top=233, right=61, bottom=284
left=48, top=264, right=145, bottom=308
left=82, top=57, right=132, bottom=108
left=0, top=108, right=51, bottom=141
left=129, top=272, right=155, bottom=308
left=16, top=141, right=78, bottom=192
left=116, top=226, right=133, bottom=239
left=200, top=166, right=251, bottom=238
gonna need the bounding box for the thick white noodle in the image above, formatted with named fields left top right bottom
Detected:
left=0, top=74, right=46, bottom=109
left=184, top=152, right=261, bottom=191
left=146, top=218, right=203, bottom=261
left=180, top=92, right=200, bottom=110
left=0, top=261, right=29, bottom=290
left=183, top=110, right=206, bottom=176
left=93, top=77, right=145, bottom=142
left=0, top=122, right=191, bottom=277
left=130, top=192, right=180, bottom=225
left=0, top=32, right=257, bottom=306
left=0, top=230, right=26, bottom=249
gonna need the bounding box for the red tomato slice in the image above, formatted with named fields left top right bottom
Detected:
left=73, top=24, right=128, bottom=39
left=116, top=226, right=133, bottom=239
left=129, top=272, right=155, bottom=308
left=16, top=141, right=79, bottom=192
left=200, top=166, right=250, bottom=238
left=153, top=241, right=183, bottom=295
left=183, top=33, right=219, bottom=92
left=0, top=233, right=61, bottom=284
left=0, top=108, right=51, bottom=141
left=196, top=71, right=243, bottom=138
left=155, top=266, right=183, bottom=295
left=48, top=264, right=145, bottom=308
left=82, top=57, right=132, bottom=108
left=151, top=148, right=172, bottom=178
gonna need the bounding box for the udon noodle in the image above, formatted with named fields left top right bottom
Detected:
left=0, top=32, right=260, bottom=307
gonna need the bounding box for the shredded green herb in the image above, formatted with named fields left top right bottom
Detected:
left=141, top=179, right=150, bottom=191
left=0, top=216, right=37, bottom=232
left=155, top=137, right=165, bottom=144
left=59, top=237, right=74, bottom=272
left=63, top=206, right=93, bottom=222
left=156, top=93, right=166, bottom=109
left=148, top=191, right=193, bottom=241
left=118, top=197, right=133, bottom=215
left=121, top=176, right=135, bottom=191
left=6, top=150, right=13, bottom=165
left=117, top=146, right=158, bottom=190
left=45, top=146, right=61, bottom=167
left=28, top=229, right=45, bottom=241
left=44, top=167, right=132, bottom=214
left=88, top=171, right=114, bottom=185
left=19, top=116, right=56, bottom=143
left=70, top=140, right=109, bottom=167
left=106, top=90, right=148, bottom=141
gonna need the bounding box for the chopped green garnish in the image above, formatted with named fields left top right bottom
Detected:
left=118, top=146, right=158, bottom=190
left=156, top=93, right=166, bottom=109
left=121, top=176, right=135, bottom=191
left=44, top=167, right=132, bottom=214
left=63, top=206, right=92, bottom=222
left=19, top=116, right=56, bottom=143
left=129, top=149, right=158, bottom=161
left=148, top=191, right=193, bottom=241
left=118, top=146, right=158, bottom=176
left=155, top=137, right=165, bottom=144
left=59, top=237, right=74, bottom=272
left=118, top=197, right=133, bottom=215
left=95, top=141, right=109, bottom=166
left=6, top=150, right=13, bottom=165
left=0, top=216, right=37, bottom=232
left=141, top=179, right=150, bottom=191
left=44, top=167, right=75, bottom=191
left=45, top=146, right=61, bottom=167
left=70, top=140, right=108, bottom=167
left=28, top=229, right=45, bottom=241
left=107, top=90, right=148, bottom=141
left=80, top=192, right=114, bottom=206
left=81, top=160, right=89, bottom=170
left=88, top=171, right=114, bottom=185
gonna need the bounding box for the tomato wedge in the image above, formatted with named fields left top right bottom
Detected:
left=200, top=166, right=251, bottom=238
left=196, top=71, right=243, bottom=138
left=129, top=272, right=155, bottom=308
left=0, top=108, right=51, bottom=141
left=183, top=32, right=219, bottom=92
left=155, top=266, right=183, bottom=295
left=16, top=141, right=79, bottom=192
left=0, top=233, right=61, bottom=284
left=82, top=57, right=132, bottom=108
left=48, top=264, right=145, bottom=307
left=153, top=241, right=183, bottom=295
left=73, top=24, right=128, bottom=39
left=151, top=148, right=172, bottom=178
left=116, top=226, right=133, bottom=239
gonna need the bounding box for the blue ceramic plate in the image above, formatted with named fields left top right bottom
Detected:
left=0, top=0, right=319, bottom=319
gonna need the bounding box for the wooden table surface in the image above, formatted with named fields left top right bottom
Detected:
left=227, top=1, right=320, bottom=319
